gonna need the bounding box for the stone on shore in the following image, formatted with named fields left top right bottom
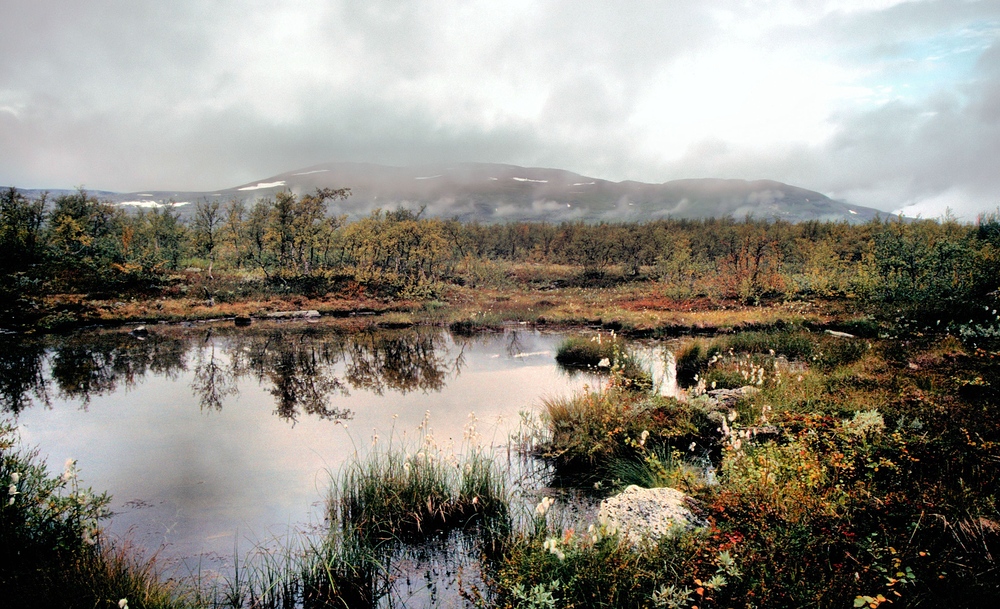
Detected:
left=263, top=310, right=321, bottom=319
left=597, top=485, right=701, bottom=545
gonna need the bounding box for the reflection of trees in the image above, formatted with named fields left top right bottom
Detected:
left=49, top=333, right=188, bottom=405
left=0, top=335, right=50, bottom=413
left=267, top=342, right=347, bottom=421
left=344, top=329, right=449, bottom=394
left=190, top=339, right=237, bottom=412
left=228, top=329, right=350, bottom=422
left=1, top=326, right=464, bottom=422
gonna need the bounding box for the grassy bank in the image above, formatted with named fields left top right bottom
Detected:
left=1, top=421, right=190, bottom=608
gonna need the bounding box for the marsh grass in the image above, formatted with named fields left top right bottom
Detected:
left=556, top=333, right=653, bottom=390
left=492, top=516, right=717, bottom=609
left=676, top=330, right=813, bottom=378
left=555, top=335, right=620, bottom=367
left=1, top=420, right=189, bottom=608
left=604, top=446, right=707, bottom=494
left=448, top=312, right=507, bottom=335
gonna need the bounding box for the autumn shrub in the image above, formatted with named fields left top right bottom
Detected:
left=459, top=255, right=514, bottom=289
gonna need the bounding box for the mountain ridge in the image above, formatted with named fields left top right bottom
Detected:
left=10, top=162, right=886, bottom=223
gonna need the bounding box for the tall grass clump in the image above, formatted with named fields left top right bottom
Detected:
left=555, top=334, right=620, bottom=367
left=603, top=445, right=706, bottom=494
left=540, top=385, right=709, bottom=476
left=299, top=532, right=389, bottom=609
left=332, top=415, right=509, bottom=543
left=206, top=416, right=512, bottom=608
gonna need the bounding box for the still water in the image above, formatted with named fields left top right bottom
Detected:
left=4, top=322, right=634, bottom=576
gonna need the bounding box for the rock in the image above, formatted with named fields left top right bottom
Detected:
left=130, top=325, right=149, bottom=338
left=705, top=385, right=758, bottom=410
left=234, top=316, right=252, bottom=327
left=263, top=310, right=321, bottom=319
left=825, top=329, right=856, bottom=338
left=597, top=485, right=702, bottom=545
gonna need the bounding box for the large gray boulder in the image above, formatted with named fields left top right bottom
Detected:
left=597, top=485, right=702, bottom=545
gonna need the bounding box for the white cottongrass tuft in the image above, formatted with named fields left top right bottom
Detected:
left=535, top=496, right=555, bottom=517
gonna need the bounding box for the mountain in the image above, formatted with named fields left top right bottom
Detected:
left=12, top=162, right=885, bottom=223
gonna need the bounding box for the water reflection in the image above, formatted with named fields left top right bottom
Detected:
left=1, top=325, right=476, bottom=421
left=10, top=325, right=607, bottom=603
left=0, top=335, right=50, bottom=412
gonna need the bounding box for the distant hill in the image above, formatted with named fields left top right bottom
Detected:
left=10, top=162, right=885, bottom=223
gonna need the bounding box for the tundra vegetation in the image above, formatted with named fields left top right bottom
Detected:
left=1, top=186, right=999, bottom=607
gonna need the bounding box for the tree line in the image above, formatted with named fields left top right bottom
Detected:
left=2, top=186, right=998, bottom=323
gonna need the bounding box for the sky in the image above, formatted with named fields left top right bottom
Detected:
left=2, top=0, right=999, bottom=219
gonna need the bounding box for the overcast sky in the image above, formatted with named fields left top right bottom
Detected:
left=2, top=0, right=999, bottom=218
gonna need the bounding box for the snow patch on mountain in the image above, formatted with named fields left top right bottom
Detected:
left=238, top=181, right=285, bottom=191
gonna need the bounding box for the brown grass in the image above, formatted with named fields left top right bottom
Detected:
left=36, top=275, right=851, bottom=337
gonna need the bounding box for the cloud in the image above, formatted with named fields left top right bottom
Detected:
left=1, top=0, right=998, bottom=218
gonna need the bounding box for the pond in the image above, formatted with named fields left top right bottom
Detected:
left=3, top=321, right=677, bottom=602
